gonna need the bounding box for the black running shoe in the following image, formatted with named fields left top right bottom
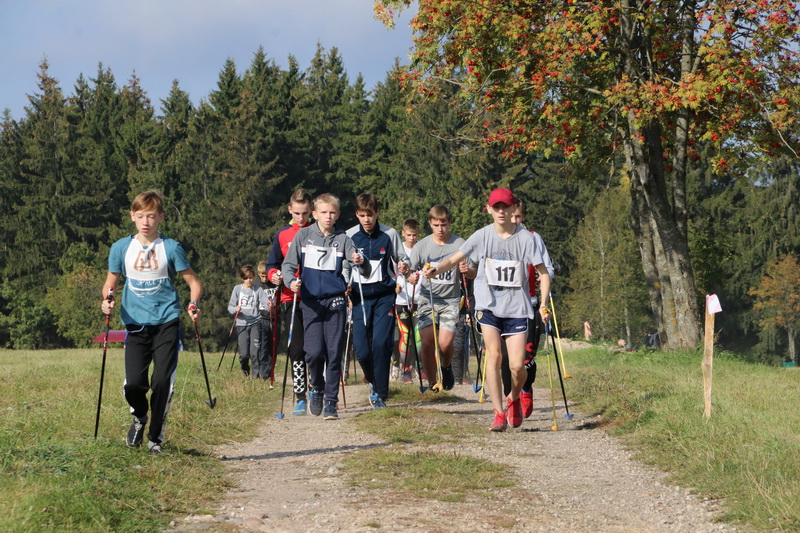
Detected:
left=310, top=389, right=323, bottom=416
left=323, top=400, right=339, bottom=420
left=126, top=416, right=147, bottom=448
left=441, top=365, right=455, bottom=390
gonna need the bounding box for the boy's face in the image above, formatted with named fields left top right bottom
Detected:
left=130, top=209, right=165, bottom=237
left=488, top=202, right=513, bottom=225
left=510, top=206, right=524, bottom=226
left=313, top=202, right=340, bottom=232
left=288, top=201, right=312, bottom=226
left=429, top=218, right=450, bottom=241
left=356, top=209, right=378, bottom=233
left=242, top=275, right=254, bottom=288
left=402, top=228, right=419, bottom=247
left=257, top=271, right=269, bottom=285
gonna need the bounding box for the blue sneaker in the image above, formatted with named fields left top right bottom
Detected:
left=323, top=400, right=339, bottom=420
left=293, top=399, right=307, bottom=416
left=368, top=383, right=380, bottom=408
left=372, top=397, right=387, bottom=409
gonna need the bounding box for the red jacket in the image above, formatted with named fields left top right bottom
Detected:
left=266, top=221, right=311, bottom=303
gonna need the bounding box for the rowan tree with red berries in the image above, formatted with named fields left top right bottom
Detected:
left=375, top=0, right=800, bottom=348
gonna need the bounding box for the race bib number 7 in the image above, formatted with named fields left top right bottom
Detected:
left=485, top=258, right=523, bottom=288
left=303, top=246, right=339, bottom=271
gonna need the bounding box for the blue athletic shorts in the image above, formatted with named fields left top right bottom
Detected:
left=476, top=309, right=528, bottom=336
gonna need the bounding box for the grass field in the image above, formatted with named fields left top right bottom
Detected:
left=0, top=347, right=277, bottom=532
left=2, top=345, right=800, bottom=531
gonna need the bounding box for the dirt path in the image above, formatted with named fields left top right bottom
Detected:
left=169, top=364, right=744, bottom=533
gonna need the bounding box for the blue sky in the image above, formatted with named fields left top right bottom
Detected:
left=0, top=1, right=416, bottom=119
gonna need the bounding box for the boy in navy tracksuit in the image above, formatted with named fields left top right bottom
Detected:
left=346, top=193, right=409, bottom=408
left=281, top=193, right=370, bottom=420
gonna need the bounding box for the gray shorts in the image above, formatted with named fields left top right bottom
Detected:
left=414, top=298, right=461, bottom=332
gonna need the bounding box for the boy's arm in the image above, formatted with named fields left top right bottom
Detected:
left=389, top=230, right=410, bottom=273
left=423, top=251, right=468, bottom=279
left=281, top=236, right=301, bottom=288
left=100, top=272, right=120, bottom=315
left=265, top=231, right=285, bottom=285
left=179, top=268, right=203, bottom=321
left=228, top=286, right=240, bottom=315
left=535, top=264, right=551, bottom=322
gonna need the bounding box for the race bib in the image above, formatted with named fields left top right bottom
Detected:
left=352, top=259, right=383, bottom=284
left=302, top=245, right=339, bottom=271
left=429, top=261, right=455, bottom=285
left=485, top=258, right=523, bottom=288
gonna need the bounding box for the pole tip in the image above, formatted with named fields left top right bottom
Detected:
left=206, top=398, right=217, bottom=409
left=564, top=413, right=574, bottom=420
left=275, top=413, right=284, bottom=420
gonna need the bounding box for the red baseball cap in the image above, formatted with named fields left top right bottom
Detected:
left=487, top=188, right=516, bottom=207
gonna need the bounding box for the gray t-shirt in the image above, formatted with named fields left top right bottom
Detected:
left=409, top=234, right=466, bottom=301
left=459, top=224, right=545, bottom=319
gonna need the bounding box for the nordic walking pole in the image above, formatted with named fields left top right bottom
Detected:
left=94, top=288, right=115, bottom=439
left=216, top=309, right=239, bottom=371
left=340, top=305, right=352, bottom=408
left=460, top=273, right=484, bottom=393
left=407, top=282, right=428, bottom=393
left=478, top=342, right=488, bottom=403
left=549, top=291, right=571, bottom=379
left=544, top=324, right=558, bottom=431
left=355, top=267, right=367, bottom=328
left=548, top=320, right=573, bottom=419
left=425, top=264, right=444, bottom=392
left=276, top=274, right=300, bottom=420
left=190, top=303, right=216, bottom=409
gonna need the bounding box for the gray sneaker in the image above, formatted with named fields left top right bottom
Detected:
left=126, top=416, right=147, bottom=448
left=147, top=440, right=162, bottom=454
left=323, top=400, right=339, bottom=420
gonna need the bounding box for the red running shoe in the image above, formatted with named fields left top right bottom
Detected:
left=506, top=396, right=523, bottom=428
left=520, top=391, right=534, bottom=419
left=489, top=410, right=508, bottom=432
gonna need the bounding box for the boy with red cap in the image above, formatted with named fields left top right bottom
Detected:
left=423, top=188, right=551, bottom=431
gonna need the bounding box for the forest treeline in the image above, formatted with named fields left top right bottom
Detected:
left=1, top=45, right=798, bottom=362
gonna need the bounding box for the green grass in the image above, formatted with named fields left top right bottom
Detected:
left=563, top=346, right=800, bottom=530
left=0, top=348, right=278, bottom=532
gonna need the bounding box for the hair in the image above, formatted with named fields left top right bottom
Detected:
left=428, top=205, right=453, bottom=223
left=257, top=261, right=268, bottom=274
left=131, top=190, right=165, bottom=214
left=239, top=265, right=255, bottom=280
left=354, top=192, right=379, bottom=213
left=513, top=198, right=525, bottom=215
left=402, top=218, right=419, bottom=232
left=314, top=193, right=340, bottom=211
left=289, top=188, right=313, bottom=207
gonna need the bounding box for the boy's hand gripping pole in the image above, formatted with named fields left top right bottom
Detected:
left=94, top=288, right=114, bottom=439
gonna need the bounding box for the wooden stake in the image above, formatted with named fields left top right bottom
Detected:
left=702, top=302, right=715, bottom=418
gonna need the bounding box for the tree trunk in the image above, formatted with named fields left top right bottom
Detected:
left=789, top=326, right=797, bottom=366
left=625, top=118, right=702, bottom=348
